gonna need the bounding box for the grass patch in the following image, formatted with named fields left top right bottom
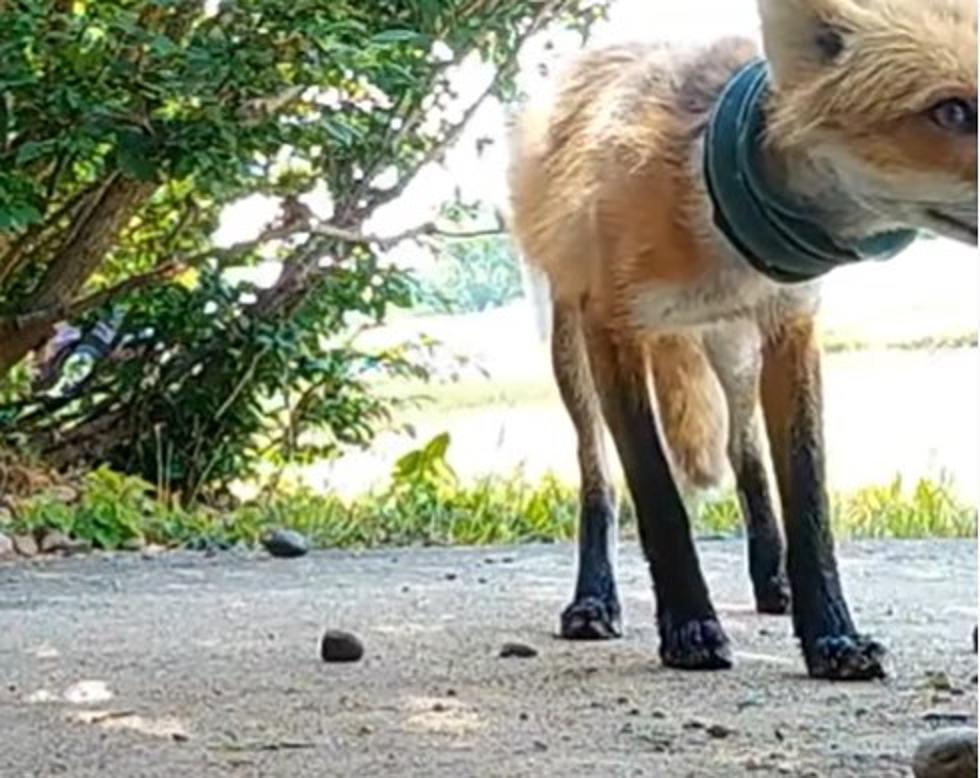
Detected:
left=3, top=465, right=974, bottom=553
left=823, top=332, right=978, bottom=354
left=379, top=337, right=978, bottom=417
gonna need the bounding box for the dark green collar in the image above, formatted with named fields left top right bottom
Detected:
left=703, top=58, right=917, bottom=284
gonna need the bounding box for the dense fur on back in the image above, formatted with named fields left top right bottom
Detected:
left=510, top=40, right=762, bottom=488
left=510, top=38, right=758, bottom=310
left=506, top=0, right=976, bottom=674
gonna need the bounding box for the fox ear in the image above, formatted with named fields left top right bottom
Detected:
left=757, top=0, right=857, bottom=84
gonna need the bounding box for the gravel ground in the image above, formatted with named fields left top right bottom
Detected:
left=1, top=540, right=976, bottom=777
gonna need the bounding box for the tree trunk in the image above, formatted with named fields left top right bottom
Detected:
left=0, top=176, right=156, bottom=380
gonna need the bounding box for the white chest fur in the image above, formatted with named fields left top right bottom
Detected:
left=628, top=139, right=822, bottom=337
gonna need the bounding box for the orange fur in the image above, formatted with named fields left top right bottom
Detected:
left=648, top=335, right=728, bottom=490
left=508, top=0, right=976, bottom=493
left=509, top=39, right=758, bottom=324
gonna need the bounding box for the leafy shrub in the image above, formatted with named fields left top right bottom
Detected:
left=416, top=236, right=525, bottom=314
left=3, top=436, right=975, bottom=552
left=0, top=0, right=609, bottom=504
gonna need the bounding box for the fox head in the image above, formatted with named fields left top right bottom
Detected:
left=757, top=0, right=977, bottom=245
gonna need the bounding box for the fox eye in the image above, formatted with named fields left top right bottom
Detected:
left=930, top=98, right=977, bottom=134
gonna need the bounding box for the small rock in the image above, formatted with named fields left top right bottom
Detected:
left=120, top=536, right=146, bottom=552
left=683, top=719, right=706, bottom=731
left=973, top=626, right=977, bottom=654
left=518, top=712, right=529, bottom=721
left=533, top=740, right=548, bottom=752
left=320, top=630, right=364, bottom=663
left=444, top=573, right=457, bottom=581
left=12, top=534, right=38, bottom=558
left=39, top=530, right=84, bottom=555
left=263, top=529, right=309, bottom=559
left=737, top=694, right=763, bottom=711
left=432, top=702, right=448, bottom=713
left=0, top=533, right=14, bottom=559
left=63, top=680, right=113, bottom=704
left=707, top=723, right=734, bottom=739
left=913, top=727, right=977, bottom=778
left=923, top=711, right=972, bottom=726
left=499, top=642, right=538, bottom=659
left=634, top=728, right=673, bottom=752
left=47, top=486, right=79, bottom=504
left=927, top=672, right=954, bottom=693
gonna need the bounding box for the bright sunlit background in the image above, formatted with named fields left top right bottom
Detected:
left=217, top=0, right=978, bottom=503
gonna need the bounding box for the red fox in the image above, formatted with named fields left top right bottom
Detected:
left=508, top=0, right=977, bottom=680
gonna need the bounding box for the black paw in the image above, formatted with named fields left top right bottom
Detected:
left=659, top=615, right=733, bottom=671
left=803, top=634, right=886, bottom=681
left=560, top=596, right=622, bottom=640
left=753, top=575, right=791, bottom=615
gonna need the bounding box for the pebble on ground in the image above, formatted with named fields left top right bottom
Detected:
left=262, top=529, right=310, bottom=559
left=320, top=630, right=364, bottom=663
left=499, top=642, right=538, bottom=659
left=912, top=728, right=977, bottom=778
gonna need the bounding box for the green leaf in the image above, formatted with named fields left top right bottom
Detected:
left=371, top=29, right=428, bottom=45
left=15, top=140, right=57, bottom=165
left=115, top=130, right=158, bottom=182
left=0, top=203, right=43, bottom=230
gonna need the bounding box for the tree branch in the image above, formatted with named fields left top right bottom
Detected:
left=31, top=174, right=156, bottom=311
left=364, top=0, right=564, bottom=215
left=0, top=262, right=184, bottom=337
left=311, top=220, right=503, bottom=248
left=0, top=178, right=106, bottom=286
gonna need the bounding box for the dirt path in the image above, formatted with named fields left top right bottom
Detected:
left=1, top=540, right=976, bottom=777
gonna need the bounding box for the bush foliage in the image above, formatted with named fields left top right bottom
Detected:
left=0, top=0, right=607, bottom=504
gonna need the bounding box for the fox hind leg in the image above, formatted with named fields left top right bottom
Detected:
left=552, top=300, right=622, bottom=640
left=705, top=323, right=790, bottom=615
left=583, top=313, right=731, bottom=670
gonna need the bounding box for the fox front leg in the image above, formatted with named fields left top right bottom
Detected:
left=761, top=318, right=885, bottom=680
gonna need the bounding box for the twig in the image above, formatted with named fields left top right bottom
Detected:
left=311, top=220, right=503, bottom=249
left=214, top=346, right=270, bottom=421
left=366, top=0, right=564, bottom=214
left=237, top=85, right=308, bottom=127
